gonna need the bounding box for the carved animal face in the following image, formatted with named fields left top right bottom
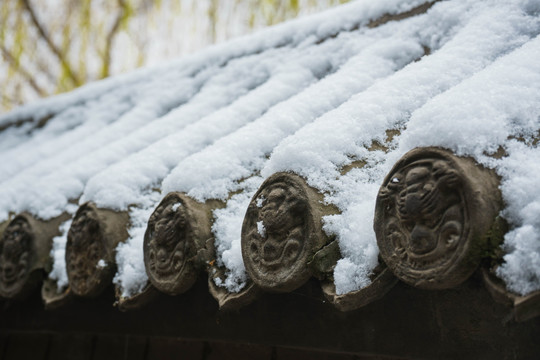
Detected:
left=147, top=202, right=189, bottom=278
left=381, top=159, right=463, bottom=268
left=0, top=218, right=32, bottom=292
left=248, top=183, right=306, bottom=272
left=66, top=208, right=106, bottom=295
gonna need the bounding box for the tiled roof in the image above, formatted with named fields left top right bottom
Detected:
left=1, top=0, right=540, bottom=357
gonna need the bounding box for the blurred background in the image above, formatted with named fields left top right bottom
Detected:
left=0, top=0, right=349, bottom=113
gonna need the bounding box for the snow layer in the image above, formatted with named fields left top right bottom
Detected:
left=48, top=219, right=73, bottom=291
left=48, top=203, right=78, bottom=291
left=264, top=0, right=540, bottom=294
left=1, top=0, right=540, bottom=297
left=496, top=144, right=540, bottom=295
left=113, top=191, right=161, bottom=297
left=162, top=7, right=433, bottom=293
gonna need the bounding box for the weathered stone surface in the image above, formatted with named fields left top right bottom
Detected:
left=307, top=240, right=341, bottom=280
left=41, top=278, right=74, bottom=310
left=0, top=220, right=8, bottom=239
left=0, top=215, right=34, bottom=299
left=0, top=213, right=67, bottom=299
left=4, top=274, right=540, bottom=360
left=144, top=192, right=214, bottom=296
left=321, top=264, right=397, bottom=311
left=241, top=172, right=337, bottom=293
left=208, top=275, right=260, bottom=311
left=482, top=267, right=540, bottom=322
left=207, top=235, right=261, bottom=310
left=66, top=202, right=128, bottom=298
left=514, top=291, right=540, bottom=322
left=374, top=147, right=502, bottom=289
left=115, top=283, right=160, bottom=312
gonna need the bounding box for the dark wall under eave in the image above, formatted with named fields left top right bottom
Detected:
left=0, top=334, right=383, bottom=360
left=1, top=273, right=539, bottom=360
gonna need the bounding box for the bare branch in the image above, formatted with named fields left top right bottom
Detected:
left=208, top=0, right=218, bottom=44
left=1, top=92, right=20, bottom=107
left=0, top=45, right=47, bottom=97
left=101, top=0, right=127, bottom=78
left=36, top=59, right=57, bottom=84
left=20, top=0, right=81, bottom=86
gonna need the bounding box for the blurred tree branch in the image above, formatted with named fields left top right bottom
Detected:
left=20, top=0, right=82, bottom=87
left=101, top=0, right=128, bottom=78
left=1, top=0, right=348, bottom=114
left=1, top=45, right=46, bottom=96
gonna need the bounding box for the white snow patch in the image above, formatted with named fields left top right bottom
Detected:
left=257, top=221, right=266, bottom=238
left=211, top=177, right=264, bottom=292
left=113, top=190, right=161, bottom=297
left=48, top=219, right=73, bottom=292
left=496, top=143, right=540, bottom=295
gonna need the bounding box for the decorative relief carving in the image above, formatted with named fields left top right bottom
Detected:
left=248, top=183, right=305, bottom=271
left=66, top=203, right=112, bottom=297
left=379, top=158, right=465, bottom=273
left=1, top=212, right=67, bottom=300
left=242, top=172, right=327, bottom=292
left=144, top=192, right=212, bottom=295
left=375, top=147, right=501, bottom=289
left=146, top=198, right=190, bottom=282
left=0, top=216, right=33, bottom=298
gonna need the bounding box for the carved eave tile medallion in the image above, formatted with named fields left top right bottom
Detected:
left=0, top=213, right=68, bottom=300
left=66, top=202, right=128, bottom=298
left=374, top=147, right=502, bottom=290
left=144, top=192, right=213, bottom=296
left=0, top=215, right=35, bottom=299
left=241, top=172, right=333, bottom=293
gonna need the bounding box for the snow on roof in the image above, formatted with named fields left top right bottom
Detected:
left=1, top=0, right=539, bottom=298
